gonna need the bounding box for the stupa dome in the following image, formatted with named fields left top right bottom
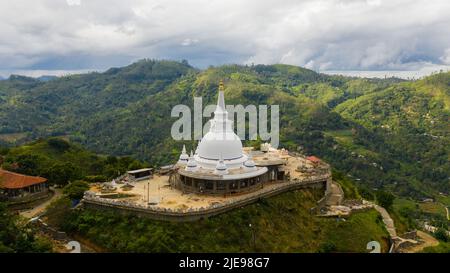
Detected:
left=178, top=145, right=189, bottom=164
left=197, top=131, right=243, bottom=161
left=195, top=80, right=247, bottom=169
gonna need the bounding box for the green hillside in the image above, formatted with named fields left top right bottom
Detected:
left=334, top=74, right=450, bottom=197
left=48, top=188, right=390, bottom=253
left=0, top=60, right=449, bottom=202
left=0, top=138, right=146, bottom=185
left=0, top=139, right=393, bottom=253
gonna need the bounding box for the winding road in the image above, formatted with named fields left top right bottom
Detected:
left=20, top=189, right=62, bottom=218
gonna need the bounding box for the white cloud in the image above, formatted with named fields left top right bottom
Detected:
left=323, top=63, right=450, bottom=79
left=66, top=0, right=81, bottom=6
left=181, top=38, right=199, bottom=46
left=0, top=0, right=449, bottom=77
left=440, top=48, right=450, bottom=65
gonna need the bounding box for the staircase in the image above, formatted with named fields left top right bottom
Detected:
left=325, top=182, right=344, bottom=206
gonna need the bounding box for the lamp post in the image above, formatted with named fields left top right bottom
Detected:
left=143, top=184, right=146, bottom=202
left=147, top=181, right=150, bottom=203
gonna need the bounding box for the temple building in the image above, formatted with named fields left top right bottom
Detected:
left=127, top=168, right=153, bottom=181
left=170, top=81, right=286, bottom=195
left=81, top=80, right=333, bottom=218
left=0, top=169, right=49, bottom=200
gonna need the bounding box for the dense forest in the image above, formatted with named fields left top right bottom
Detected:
left=0, top=59, right=448, bottom=203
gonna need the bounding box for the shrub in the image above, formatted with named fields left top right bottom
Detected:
left=45, top=162, right=82, bottom=186
left=63, top=180, right=90, bottom=200
left=47, top=138, right=70, bottom=151
left=45, top=196, right=73, bottom=229
left=318, top=242, right=337, bottom=253
left=84, top=175, right=108, bottom=182
left=375, top=191, right=395, bottom=211
left=434, top=228, right=449, bottom=242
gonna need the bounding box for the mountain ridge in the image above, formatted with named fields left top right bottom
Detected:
left=0, top=59, right=448, bottom=201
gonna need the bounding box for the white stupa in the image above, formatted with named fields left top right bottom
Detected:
left=194, top=80, right=248, bottom=169
left=243, top=154, right=257, bottom=172
left=174, top=81, right=269, bottom=195
left=213, top=154, right=229, bottom=175
left=178, top=145, right=189, bottom=165
left=185, top=151, right=199, bottom=172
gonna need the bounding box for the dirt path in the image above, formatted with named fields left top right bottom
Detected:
left=20, top=189, right=62, bottom=218
left=402, top=231, right=439, bottom=253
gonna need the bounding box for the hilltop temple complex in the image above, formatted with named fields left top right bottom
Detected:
left=82, top=81, right=334, bottom=221
left=170, top=81, right=285, bottom=195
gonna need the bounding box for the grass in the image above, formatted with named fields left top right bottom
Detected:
left=324, top=129, right=354, bottom=146
left=392, top=198, right=449, bottom=234
left=436, top=195, right=450, bottom=207
left=422, top=242, right=450, bottom=253
left=324, top=129, right=380, bottom=159
left=0, top=132, right=27, bottom=142
left=419, top=202, right=447, bottom=217
left=321, top=210, right=389, bottom=252
left=393, top=198, right=417, bottom=211
left=391, top=198, right=418, bottom=234
left=394, top=197, right=447, bottom=218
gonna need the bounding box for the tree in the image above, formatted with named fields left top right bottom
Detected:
left=375, top=191, right=395, bottom=211
left=0, top=203, right=52, bottom=253
left=6, top=154, right=45, bottom=176
left=47, top=138, right=70, bottom=152
left=249, top=136, right=262, bottom=151
left=45, top=197, right=73, bottom=229
left=181, top=59, right=189, bottom=66
left=434, top=228, right=449, bottom=242
left=359, top=187, right=375, bottom=201
left=63, top=180, right=90, bottom=200
left=318, top=242, right=337, bottom=253
left=128, top=161, right=144, bottom=171
left=46, top=162, right=81, bottom=186
left=106, top=156, right=118, bottom=165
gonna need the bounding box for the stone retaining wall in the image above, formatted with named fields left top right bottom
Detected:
left=81, top=174, right=330, bottom=222
left=7, top=189, right=54, bottom=210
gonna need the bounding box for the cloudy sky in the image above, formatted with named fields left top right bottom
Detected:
left=1, top=0, right=450, bottom=78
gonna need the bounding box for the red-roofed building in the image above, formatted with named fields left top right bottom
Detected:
left=0, top=169, right=48, bottom=199
left=306, top=156, right=321, bottom=165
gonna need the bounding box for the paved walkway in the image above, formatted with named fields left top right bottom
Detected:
left=373, top=204, right=397, bottom=238
left=88, top=173, right=330, bottom=213
left=325, top=182, right=344, bottom=206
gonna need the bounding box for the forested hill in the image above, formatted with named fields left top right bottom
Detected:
left=0, top=59, right=449, bottom=201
